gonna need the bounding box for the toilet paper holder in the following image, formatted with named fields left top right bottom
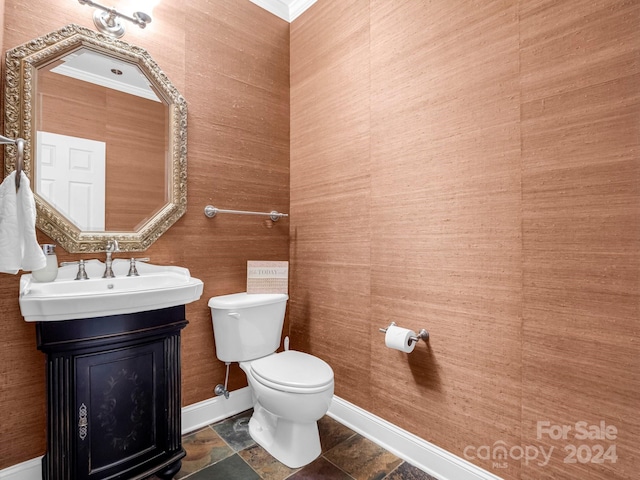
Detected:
left=379, top=322, right=429, bottom=345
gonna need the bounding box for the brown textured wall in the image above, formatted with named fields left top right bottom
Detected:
left=0, top=0, right=289, bottom=469
left=291, top=1, right=639, bottom=480
left=519, top=2, right=640, bottom=479
left=2, top=0, right=638, bottom=478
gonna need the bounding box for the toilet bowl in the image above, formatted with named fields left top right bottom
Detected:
left=240, top=350, right=334, bottom=467
left=208, top=293, right=335, bottom=468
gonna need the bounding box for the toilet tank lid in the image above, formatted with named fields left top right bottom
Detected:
left=208, top=292, right=289, bottom=309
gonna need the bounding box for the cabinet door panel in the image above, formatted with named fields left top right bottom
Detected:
left=75, top=341, right=166, bottom=479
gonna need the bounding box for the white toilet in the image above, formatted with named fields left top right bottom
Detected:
left=208, top=293, right=334, bottom=468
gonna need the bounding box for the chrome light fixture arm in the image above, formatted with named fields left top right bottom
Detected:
left=78, top=0, right=152, bottom=38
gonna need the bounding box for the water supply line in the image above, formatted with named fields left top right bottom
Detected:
left=214, top=362, right=231, bottom=399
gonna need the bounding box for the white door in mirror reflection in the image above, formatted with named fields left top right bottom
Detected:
left=37, top=131, right=106, bottom=231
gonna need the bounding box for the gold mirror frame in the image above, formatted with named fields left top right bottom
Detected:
left=3, top=24, right=187, bottom=253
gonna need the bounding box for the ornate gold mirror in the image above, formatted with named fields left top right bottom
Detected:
left=3, top=24, right=187, bottom=252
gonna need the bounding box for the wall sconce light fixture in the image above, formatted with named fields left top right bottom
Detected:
left=78, top=0, right=152, bottom=38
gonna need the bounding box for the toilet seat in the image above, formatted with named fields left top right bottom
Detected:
left=249, top=350, right=334, bottom=394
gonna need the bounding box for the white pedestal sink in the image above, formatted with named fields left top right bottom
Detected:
left=19, top=258, right=204, bottom=321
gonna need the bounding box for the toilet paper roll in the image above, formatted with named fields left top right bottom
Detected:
left=384, top=325, right=416, bottom=353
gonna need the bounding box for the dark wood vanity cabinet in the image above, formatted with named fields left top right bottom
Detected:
left=36, top=306, right=188, bottom=480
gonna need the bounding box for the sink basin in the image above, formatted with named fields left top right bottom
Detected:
left=19, top=259, right=204, bottom=321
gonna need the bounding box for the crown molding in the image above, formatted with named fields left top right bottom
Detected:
left=249, top=0, right=317, bottom=22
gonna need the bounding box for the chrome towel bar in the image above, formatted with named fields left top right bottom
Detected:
left=204, top=205, right=288, bottom=222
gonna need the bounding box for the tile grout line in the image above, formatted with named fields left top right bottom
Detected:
left=383, top=462, right=403, bottom=480
left=171, top=411, right=429, bottom=480
left=172, top=423, right=241, bottom=480
left=316, top=455, right=357, bottom=480
left=210, top=420, right=263, bottom=479
left=239, top=453, right=264, bottom=480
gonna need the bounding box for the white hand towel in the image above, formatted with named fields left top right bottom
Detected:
left=18, top=172, right=47, bottom=271
left=0, top=171, right=46, bottom=274
left=0, top=171, right=21, bottom=274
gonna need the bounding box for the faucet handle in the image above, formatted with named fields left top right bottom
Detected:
left=106, top=239, right=120, bottom=252
left=60, top=259, right=90, bottom=280
left=127, top=257, right=150, bottom=277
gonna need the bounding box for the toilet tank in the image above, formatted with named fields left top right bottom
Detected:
left=208, top=292, right=288, bottom=362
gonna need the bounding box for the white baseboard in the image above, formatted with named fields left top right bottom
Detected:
left=0, top=458, right=41, bottom=480
left=327, top=396, right=503, bottom=480
left=1, top=390, right=500, bottom=480
left=181, top=386, right=253, bottom=434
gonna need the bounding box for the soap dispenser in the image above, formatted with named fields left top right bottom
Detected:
left=31, top=244, right=58, bottom=282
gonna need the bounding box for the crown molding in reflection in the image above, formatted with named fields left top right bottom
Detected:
left=249, top=0, right=317, bottom=22
left=51, top=49, right=161, bottom=102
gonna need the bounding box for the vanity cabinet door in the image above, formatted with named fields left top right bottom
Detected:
left=75, top=340, right=166, bottom=479
left=38, top=307, right=187, bottom=480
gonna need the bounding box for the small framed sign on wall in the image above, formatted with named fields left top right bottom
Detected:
left=247, top=261, right=289, bottom=294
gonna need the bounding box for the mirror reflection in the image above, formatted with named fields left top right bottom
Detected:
left=36, top=47, right=168, bottom=232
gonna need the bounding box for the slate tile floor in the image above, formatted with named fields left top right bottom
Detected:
left=153, top=410, right=438, bottom=480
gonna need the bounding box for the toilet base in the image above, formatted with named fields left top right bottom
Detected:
left=248, top=404, right=321, bottom=468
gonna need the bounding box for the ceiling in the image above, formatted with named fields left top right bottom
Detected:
left=50, top=48, right=160, bottom=102
left=249, top=0, right=317, bottom=22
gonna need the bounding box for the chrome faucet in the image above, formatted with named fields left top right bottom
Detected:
left=103, top=240, right=120, bottom=278
left=127, top=257, right=150, bottom=277
left=60, top=259, right=90, bottom=280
